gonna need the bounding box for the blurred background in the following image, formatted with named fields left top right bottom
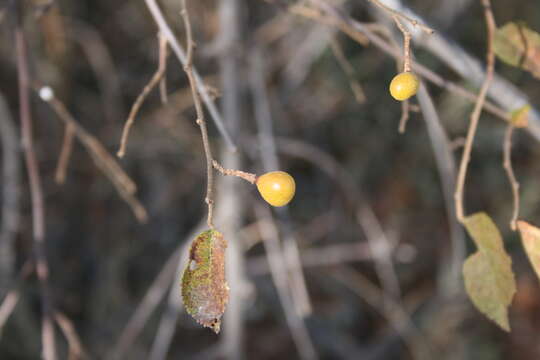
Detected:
left=1, top=0, right=540, bottom=359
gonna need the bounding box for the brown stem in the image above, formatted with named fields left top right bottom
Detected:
left=212, top=160, right=257, bottom=184
left=14, top=14, right=57, bottom=360
left=454, top=0, right=496, bottom=222
left=117, top=32, right=169, bottom=158
left=503, top=125, right=520, bottom=231
left=180, top=0, right=216, bottom=229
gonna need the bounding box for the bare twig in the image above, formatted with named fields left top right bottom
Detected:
left=332, top=266, right=432, bottom=360
left=0, top=261, right=33, bottom=333
left=393, top=16, right=411, bottom=72
left=503, top=124, right=520, bottom=231
left=107, top=246, right=183, bottom=360
left=180, top=0, right=216, bottom=229
left=291, top=2, right=510, bottom=123
left=37, top=87, right=148, bottom=223
left=250, top=49, right=313, bottom=317
left=454, top=0, right=496, bottom=222
left=212, top=160, right=257, bottom=184
left=14, top=10, right=57, bottom=358
left=329, top=38, right=366, bottom=104
left=365, top=0, right=434, bottom=34
left=117, top=32, right=169, bottom=158
left=54, top=123, right=74, bottom=184
left=158, top=32, right=169, bottom=104
left=143, top=0, right=237, bottom=151
left=399, top=100, right=410, bottom=133
left=0, top=93, right=20, bottom=291
left=54, top=312, right=87, bottom=360
left=254, top=205, right=318, bottom=360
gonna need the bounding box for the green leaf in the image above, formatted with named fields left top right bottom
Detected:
left=517, top=221, right=540, bottom=282
left=462, top=213, right=516, bottom=331
left=494, top=22, right=540, bottom=79
left=181, top=229, right=229, bottom=333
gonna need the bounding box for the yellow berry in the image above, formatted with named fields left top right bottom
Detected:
left=389, top=72, right=419, bottom=101
left=256, top=171, right=296, bottom=207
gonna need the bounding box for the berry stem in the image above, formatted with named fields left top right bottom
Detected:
left=212, top=160, right=257, bottom=184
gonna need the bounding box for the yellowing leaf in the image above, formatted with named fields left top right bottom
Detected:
left=462, top=213, right=516, bottom=331
left=517, top=221, right=540, bottom=282
left=181, top=229, right=229, bottom=333
left=510, top=104, right=530, bottom=128
left=494, top=22, right=540, bottom=79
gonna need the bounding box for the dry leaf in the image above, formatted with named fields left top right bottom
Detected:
left=510, top=104, right=530, bottom=128
left=181, top=229, right=229, bottom=333
left=462, top=212, right=516, bottom=331
left=517, top=221, right=540, bottom=282
left=494, top=22, right=540, bottom=79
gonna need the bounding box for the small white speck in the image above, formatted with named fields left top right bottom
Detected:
left=39, top=86, right=54, bottom=102
left=189, top=260, right=197, bottom=271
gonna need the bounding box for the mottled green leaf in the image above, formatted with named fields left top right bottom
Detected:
left=462, top=212, right=516, bottom=331
left=181, top=229, right=229, bottom=333
left=517, top=221, right=540, bottom=282
left=494, top=22, right=540, bottom=79
left=510, top=104, right=530, bottom=128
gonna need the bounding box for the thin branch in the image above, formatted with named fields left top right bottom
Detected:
left=117, top=32, right=169, bottom=158
left=254, top=205, right=318, bottom=360
left=399, top=100, right=410, bottom=133
left=393, top=16, right=411, bottom=72
left=158, top=32, right=169, bottom=104
left=143, top=0, right=237, bottom=152
left=365, top=0, right=434, bottom=34
left=454, top=0, right=496, bottom=222
left=329, top=38, right=366, bottom=104
left=180, top=0, right=216, bottom=229
left=291, top=2, right=510, bottom=123
left=212, top=160, right=257, bottom=184
left=54, top=312, right=87, bottom=360
left=14, top=12, right=57, bottom=358
left=37, top=86, right=148, bottom=223
left=503, top=124, right=520, bottom=231
left=54, top=123, right=74, bottom=184
left=0, top=261, right=33, bottom=332
left=0, top=92, right=20, bottom=291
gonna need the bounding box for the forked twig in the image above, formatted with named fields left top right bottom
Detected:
left=37, top=86, right=148, bottom=223
left=117, top=32, right=169, bottom=158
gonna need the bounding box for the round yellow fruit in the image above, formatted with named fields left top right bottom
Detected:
left=256, top=171, right=296, bottom=207
left=389, top=72, right=419, bottom=101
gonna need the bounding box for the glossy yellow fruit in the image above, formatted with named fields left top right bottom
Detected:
left=256, top=171, right=296, bottom=207
left=389, top=72, right=419, bottom=101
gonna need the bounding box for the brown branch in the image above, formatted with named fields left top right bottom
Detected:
left=180, top=0, right=216, bottom=229
left=365, top=0, right=434, bottom=34
left=14, top=15, right=57, bottom=359
left=393, top=15, right=411, bottom=72
left=54, top=312, right=87, bottom=360
left=290, top=2, right=510, bottom=123
left=399, top=100, right=410, bottom=133
left=212, top=160, right=257, bottom=184
left=0, top=260, right=33, bottom=332
left=54, top=123, right=75, bottom=184
left=329, top=38, right=366, bottom=104
left=158, top=32, right=169, bottom=104
left=37, top=86, right=148, bottom=223
left=454, top=0, right=496, bottom=222
left=117, top=32, right=169, bottom=158
left=503, top=125, right=520, bottom=231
